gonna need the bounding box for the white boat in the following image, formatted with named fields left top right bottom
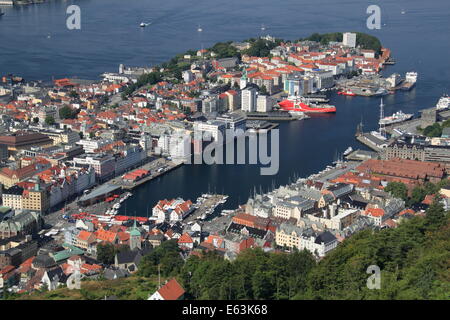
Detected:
left=343, top=147, right=353, bottom=156
left=436, top=94, right=450, bottom=110
left=401, top=72, right=417, bottom=91
left=197, top=25, right=203, bottom=32
left=370, top=130, right=387, bottom=141
left=379, top=110, right=413, bottom=125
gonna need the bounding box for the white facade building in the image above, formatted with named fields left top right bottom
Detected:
left=256, top=95, right=272, bottom=113
left=343, top=32, right=357, bottom=48
left=241, top=87, right=257, bottom=112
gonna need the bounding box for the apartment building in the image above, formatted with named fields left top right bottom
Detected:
left=275, top=223, right=338, bottom=257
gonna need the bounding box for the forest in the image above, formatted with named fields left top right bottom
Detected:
left=137, top=201, right=449, bottom=300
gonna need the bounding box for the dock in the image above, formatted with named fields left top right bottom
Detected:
left=184, top=194, right=228, bottom=223
left=345, top=149, right=379, bottom=161
left=119, top=161, right=183, bottom=190
left=355, top=132, right=389, bottom=152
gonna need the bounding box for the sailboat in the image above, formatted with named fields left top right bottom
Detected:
left=261, top=24, right=266, bottom=31
left=197, top=24, right=203, bottom=32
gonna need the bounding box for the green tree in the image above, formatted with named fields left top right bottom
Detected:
left=384, top=182, right=408, bottom=201
left=259, top=85, right=268, bottom=95
left=409, top=186, right=427, bottom=206
left=59, top=105, right=77, bottom=119
left=423, top=123, right=442, bottom=137
left=97, top=243, right=117, bottom=265
left=45, top=115, right=55, bottom=126
left=425, top=200, right=446, bottom=229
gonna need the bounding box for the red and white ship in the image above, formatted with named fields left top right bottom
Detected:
left=278, top=97, right=336, bottom=113
left=337, top=89, right=356, bottom=96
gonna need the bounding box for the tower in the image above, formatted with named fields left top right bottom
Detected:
left=379, top=98, right=385, bottom=137
left=129, top=220, right=141, bottom=250
left=240, top=69, right=248, bottom=90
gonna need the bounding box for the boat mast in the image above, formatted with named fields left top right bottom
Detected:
left=379, top=98, right=385, bottom=137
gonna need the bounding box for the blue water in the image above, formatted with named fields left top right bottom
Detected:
left=0, top=0, right=449, bottom=214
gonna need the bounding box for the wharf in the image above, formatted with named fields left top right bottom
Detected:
left=245, top=111, right=298, bottom=121
left=246, top=120, right=279, bottom=132
left=119, top=160, right=183, bottom=190
left=345, top=149, right=379, bottom=161
left=184, top=194, right=228, bottom=223
left=355, top=132, right=389, bottom=152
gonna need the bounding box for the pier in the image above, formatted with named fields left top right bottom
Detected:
left=184, top=194, right=228, bottom=223
left=115, top=159, right=183, bottom=190
left=355, top=132, right=389, bottom=152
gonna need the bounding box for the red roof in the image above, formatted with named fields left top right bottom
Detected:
left=178, top=232, right=194, bottom=244
left=365, top=208, right=385, bottom=217
left=157, top=278, right=185, bottom=300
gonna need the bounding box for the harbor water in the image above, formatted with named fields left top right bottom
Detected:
left=0, top=0, right=449, bottom=214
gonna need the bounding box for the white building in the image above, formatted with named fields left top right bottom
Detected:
left=76, top=139, right=112, bottom=153
left=193, top=121, right=226, bottom=142
left=202, top=95, right=219, bottom=114
left=256, top=95, right=272, bottom=113
left=114, top=145, right=146, bottom=175
left=342, top=32, right=357, bottom=48
left=241, top=87, right=257, bottom=112
left=169, top=133, right=191, bottom=162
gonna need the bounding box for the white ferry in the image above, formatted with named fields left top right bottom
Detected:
left=436, top=94, right=450, bottom=110
left=379, top=110, right=413, bottom=125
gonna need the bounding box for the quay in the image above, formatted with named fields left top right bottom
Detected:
left=245, top=111, right=300, bottom=121
left=355, top=132, right=388, bottom=152
left=184, top=194, right=228, bottom=223
left=115, top=159, right=183, bottom=190
left=345, top=149, right=379, bottom=161
left=246, top=120, right=279, bottom=132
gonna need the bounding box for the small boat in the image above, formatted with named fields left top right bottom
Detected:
left=261, top=24, right=266, bottom=31
left=343, top=147, right=353, bottom=156
left=197, top=24, right=203, bottom=32
left=140, top=22, right=148, bottom=27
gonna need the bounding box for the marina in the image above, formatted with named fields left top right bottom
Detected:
left=184, top=194, right=229, bottom=223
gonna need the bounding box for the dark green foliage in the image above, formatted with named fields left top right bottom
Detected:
left=384, top=182, right=408, bottom=201
left=302, top=32, right=382, bottom=53
left=181, top=249, right=316, bottom=300
left=259, top=85, right=268, bottom=95
left=242, top=39, right=279, bottom=57
left=423, top=123, right=442, bottom=137
left=97, top=243, right=117, bottom=265
left=210, top=41, right=240, bottom=59
left=59, top=105, right=78, bottom=119
left=409, top=186, right=427, bottom=206
left=303, top=215, right=450, bottom=300
left=45, top=115, right=55, bottom=126
left=138, top=240, right=183, bottom=277
left=122, top=72, right=162, bottom=97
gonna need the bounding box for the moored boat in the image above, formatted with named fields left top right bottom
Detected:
left=278, top=97, right=336, bottom=114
